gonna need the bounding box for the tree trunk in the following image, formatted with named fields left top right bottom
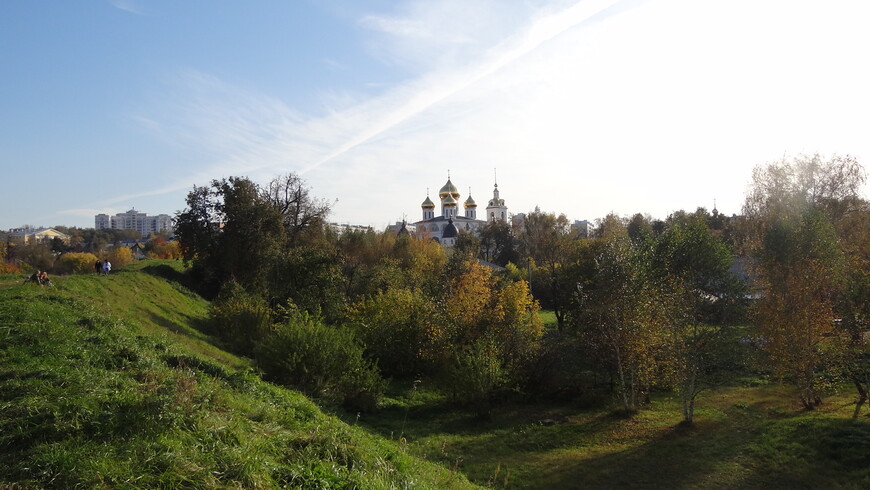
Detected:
left=614, top=344, right=630, bottom=412
left=853, top=376, right=869, bottom=419
left=681, top=372, right=697, bottom=425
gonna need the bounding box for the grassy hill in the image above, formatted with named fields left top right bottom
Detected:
left=3, top=261, right=869, bottom=488
left=0, top=261, right=474, bottom=488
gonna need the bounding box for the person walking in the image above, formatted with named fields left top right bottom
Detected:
left=94, top=260, right=102, bottom=275
left=102, top=259, right=112, bottom=275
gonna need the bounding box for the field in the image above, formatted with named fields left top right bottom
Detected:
left=354, top=381, right=869, bottom=488
left=2, top=261, right=868, bottom=488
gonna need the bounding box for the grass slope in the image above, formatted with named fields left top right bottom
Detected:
left=0, top=262, right=474, bottom=488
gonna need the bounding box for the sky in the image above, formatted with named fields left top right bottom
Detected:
left=2, top=0, right=869, bottom=231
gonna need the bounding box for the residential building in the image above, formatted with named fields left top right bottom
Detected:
left=95, top=208, right=173, bottom=238
left=8, top=227, right=71, bottom=246
left=327, top=222, right=374, bottom=235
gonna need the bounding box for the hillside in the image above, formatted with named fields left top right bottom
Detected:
left=0, top=262, right=474, bottom=488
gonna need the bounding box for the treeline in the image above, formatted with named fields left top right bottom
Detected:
left=173, top=155, right=869, bottom=422
left=1, top=229, right=180, bottom=274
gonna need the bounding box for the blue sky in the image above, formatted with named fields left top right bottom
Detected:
left=2, top=0, right=869, bottom=231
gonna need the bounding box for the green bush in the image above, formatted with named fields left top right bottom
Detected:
left=346, top=287, right=437, bottom=377
left=255, top=308, right=385, bottom=411
left=442, top=336, right=506, bottom=418
left=210, top=281, right=271, bottom=356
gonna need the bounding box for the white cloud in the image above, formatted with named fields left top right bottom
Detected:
left=109, top=0, right=146, bottom=16
left=124, top=0, right=870, bottom=229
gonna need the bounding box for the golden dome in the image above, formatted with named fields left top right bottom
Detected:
left=421, top=196, right=435, bottom=209
left=442, top=193, right=458, bottom=206
left=438, top=178, right=460, bottom=200
left=464, top=195, right=477, bottom=208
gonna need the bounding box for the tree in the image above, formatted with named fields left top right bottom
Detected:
left=263, top=173, right=331, bottom=247
left=346, top=287, right=439, bottom=377
left=55, top=252, right=100, bottom=275
left=519, top=208, right=576, bottom=331
left=744, top=154, right=864, bottom=408
left=833, top=201, right=870, bottom=417
left=653, top=209, right=745, bottom=424
left=570, top=216, right=672, bottom=414
left=744, top=153, right=866, bottom=224
left=436, top=258, right=542, bottom=414
left=453, top=229, right=480, bottom=259
left=478, top=219, right=517, bottom=266
left=174, top=177, right=286, bottom=297
left=753, top=210, right=843, bottom=408
left=254, top=306, right=384, bottom=412
left=107, top=246, right=134, bottom=269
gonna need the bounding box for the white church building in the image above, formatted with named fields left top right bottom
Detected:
left=412, top=174, right=509, bottom=247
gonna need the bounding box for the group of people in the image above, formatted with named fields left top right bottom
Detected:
left=95, top=260, right=112, bottom=275
left=24, top=270, right=52, bottom=287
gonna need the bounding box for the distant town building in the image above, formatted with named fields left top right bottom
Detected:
left=8, top=227, right=70, bottom=246
left=327, top=222, right=374, bottom=235
left=95, top=208, right=173, bottom=238
left=414, top=174, right=509, bottom=247
left=571, top=219, right=595, bottom=238
left=387, top=221, right=417, bottom=235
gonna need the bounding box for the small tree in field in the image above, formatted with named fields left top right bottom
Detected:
left=754, top=211, right=843, bottom=408
left=572, top=215, right=672, bottom=414
left=744, top=154, right=862, bottom=409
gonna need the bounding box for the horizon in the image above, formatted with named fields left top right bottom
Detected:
left=3, top=0, right=869, bottom=231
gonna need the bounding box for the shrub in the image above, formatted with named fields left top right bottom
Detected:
left=442, top=336, right=506, bottom=419
left=107, top=246, right=133, bottom=268
left=14, top=244, right=55, bottom=272
left=55, top=252, right=100, bottom=275
left=210, top=281, right=271, bottom=356
left=346, top=288, right=438, bottom=377
left=255, top=308, right=385, bottom=411
left=0, top=261, right=20, bottom=274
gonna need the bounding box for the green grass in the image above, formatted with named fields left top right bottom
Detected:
left=0, top=262, right=475, bottom=488
left=353, top=380, right=870, bottom=489
left=537, top=309, right=558, bottom=329
left=3, top=262, right=869, bottom=488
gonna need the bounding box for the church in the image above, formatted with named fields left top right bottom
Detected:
left=412, top=174, right=509, bottom=247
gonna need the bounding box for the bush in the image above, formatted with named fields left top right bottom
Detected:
left=211, top=281, right=271, bottom=356
left=146, top=237, right=182, bottom=259
left=55, top=252, right=100, bottom=275
left=255, top=308, right=385, bottom=412
left=0, top=261, right=20, bottom=274
left=107, top=246, right=134, bottom=268
left=13, top=244, right=55, bottom=272
left=346, top=288, right=438, bottom=377
left=442, top=337, right=506, bottom=418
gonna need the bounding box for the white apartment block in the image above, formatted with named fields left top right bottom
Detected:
left=95, top=208, right=173, bottom=238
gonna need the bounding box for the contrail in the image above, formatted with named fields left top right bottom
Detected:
left=300, top=0, right=624, bottom=174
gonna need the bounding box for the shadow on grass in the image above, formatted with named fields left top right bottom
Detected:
left=144, top=310, right=212, bottom=341
left=518, top=418, right=759, bottom=489
left=139, top=264, right=196, bottom=290
left=475, top=405, right=870, bottom=489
